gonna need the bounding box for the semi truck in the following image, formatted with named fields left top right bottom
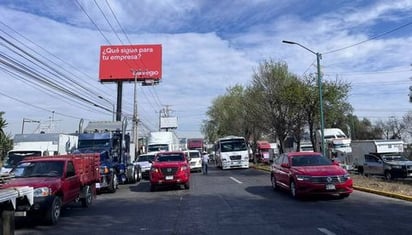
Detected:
left=1, top=133, right=78, bottom=175
left=351, top=139, right=412, bottom=179
left=77, top=120, right=141, bottom=193
left=147, top=131, right=180, bottom=153
left=0, top=153, right=100, bottom=225
left=187, top=138, right=204, bottom=152
left=316, top=128, right=352, bottom=169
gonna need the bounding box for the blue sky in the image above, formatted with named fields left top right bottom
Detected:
left=1, top=0, right=412, bottom=139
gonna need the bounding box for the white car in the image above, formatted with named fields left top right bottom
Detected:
left=184, top=150, right=202, bottom=172
left=134, top=152, right=157, bottom=179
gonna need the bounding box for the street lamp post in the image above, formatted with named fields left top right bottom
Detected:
left=282, top=40, right=326, bottom=157
left=98, top=96, right=115, bottom=122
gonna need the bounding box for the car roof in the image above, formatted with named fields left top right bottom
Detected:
left=287, top=152, right=322, bottom=157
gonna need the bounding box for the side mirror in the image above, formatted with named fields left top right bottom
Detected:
left=280, top=163, right=290, bottom=168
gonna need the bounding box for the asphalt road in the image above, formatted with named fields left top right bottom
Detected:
left=15, top=165, right=412, bottom=235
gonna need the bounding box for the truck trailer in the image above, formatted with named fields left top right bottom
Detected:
left=147, top=131, right=180, bottom=153
left=1, top=133, right=78, bottom=175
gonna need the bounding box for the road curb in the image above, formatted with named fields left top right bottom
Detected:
left=251, top=164, right=412, bottom=202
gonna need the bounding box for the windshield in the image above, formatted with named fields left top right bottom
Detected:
left=382, top=155, right=408, bottom=162
left=3, top=151, right=42, bottom=168
left=189, top=152, right=201, bottom=158
left=138, top=155, right=155, bottom=162
left=78, top=139, right=110, bottom=149
left=12, top=161, right=65, bottom=178
left=148, top=144, right=169, bottom=152
left=291, top=155, right=332, bottom=166
left=156, top=153, right=185, bottom=162
left=220, top=139, right=247, bottom=152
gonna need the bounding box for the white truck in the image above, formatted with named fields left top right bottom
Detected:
left=351, top=139, right=412, bottom=179
left=316, top=128, right=352, bottom=169
left=1, top=133, right=78, bottom=175
left=147, top=131, right=180, bottom=153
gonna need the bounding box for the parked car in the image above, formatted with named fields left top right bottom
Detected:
left=149, top=151, right=190, bottom=191
left=134, top=152, right=157, bottom=179
left=270, top=152, right=353, bottom=199
left=184, top=150, right=202, bottom=172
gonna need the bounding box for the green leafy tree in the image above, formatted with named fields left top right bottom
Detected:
left=201, top=85, right=249, bottom=142
left=0, top=112, right=13, bottom=160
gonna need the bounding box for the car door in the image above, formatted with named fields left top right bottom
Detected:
left=276, top=154, right=290, bottom=188
left=364, top=154, right=381, bottom=175
left=62, top=161, right=81, bottom=204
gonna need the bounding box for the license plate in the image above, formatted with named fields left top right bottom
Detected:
left=165, top=175, right=174, bottom=180
left=326, top=184, right=336, bottom=190
left=96, top=183, right=101, bottom=189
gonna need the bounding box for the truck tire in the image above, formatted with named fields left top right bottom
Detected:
left=81, top=185, right=93, bottom=208
left=45, top=196, right=62, bottom=225
left=108, top=174, right=117, bottom=193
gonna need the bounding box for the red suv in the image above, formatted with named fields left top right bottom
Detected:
left=270, top=152, right=353, bottom=199
left=149, top=151, right=190, bottom=191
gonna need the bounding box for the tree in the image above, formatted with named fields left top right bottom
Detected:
left=0, top=112, right=13, bottom=160
left=250, top=60, right=302, bottom=153
left=201, top=85, right=249, bottom=142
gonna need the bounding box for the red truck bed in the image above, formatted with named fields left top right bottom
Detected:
left=71, top=154, right=100, bottom=185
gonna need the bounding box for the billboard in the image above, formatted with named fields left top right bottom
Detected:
left=99, top=44, right=162, bottom=82
left=160, top=117, right=178, bottom=129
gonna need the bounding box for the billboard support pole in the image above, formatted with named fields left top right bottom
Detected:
left=132, top=71, right=139, bottom=156
left=116, top=81, right=122, bottom=121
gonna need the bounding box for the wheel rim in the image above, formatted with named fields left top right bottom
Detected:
left=53, top=199, right=61, bottom=220
left=290, top=181, right=296, bottom=197
left=271, top=175, right=277, bottom=189
left=86, top=186, right=92, bottom=204
left=385, top=172, right=391, bottom=180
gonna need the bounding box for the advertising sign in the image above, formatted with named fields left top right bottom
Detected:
left=99, top=44, right=162, bottom=82
left=160, top=117, right=178, bottom=129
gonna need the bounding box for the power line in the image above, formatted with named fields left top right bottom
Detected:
left=323, top=21, right=412, bottom=55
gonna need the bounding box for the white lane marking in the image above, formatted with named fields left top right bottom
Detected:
left=318, top=228, right=336, bottom=235
left=230, top=177, right=243, bottom=184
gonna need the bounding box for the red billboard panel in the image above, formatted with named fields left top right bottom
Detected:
left=99, top=44, right=162, bottom=82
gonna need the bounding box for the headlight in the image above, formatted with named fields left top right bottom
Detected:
left=151, top=167, right=159, bottom=173
left=181, top=166, right=188, bottom=171
left=34, top=187, right=51, bottom=197
left=100, top=166, right=110, bottom=174
left=295, top=175, right=312, bottom=181
left=340, top=174, right=351, bottom=182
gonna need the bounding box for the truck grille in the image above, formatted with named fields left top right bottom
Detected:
left=230, top=155, right=241, bottom=160
left=160, top=167, right=178, bottom=176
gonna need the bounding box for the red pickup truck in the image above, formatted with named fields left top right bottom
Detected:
left=149, top=151, right=190, bottom=191
left=0, top=153, right=100, bottom=225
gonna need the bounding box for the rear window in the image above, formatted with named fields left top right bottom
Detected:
left=156, top=153, right=185, bottom=162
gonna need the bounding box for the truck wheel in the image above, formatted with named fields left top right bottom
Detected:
left=108, top=174, right=117, bottom=193
left=81, top=185, right=93, bottom=208
left=384, top=171, right=392, bottom=180
left=45, top=196, right=62, bottom=225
